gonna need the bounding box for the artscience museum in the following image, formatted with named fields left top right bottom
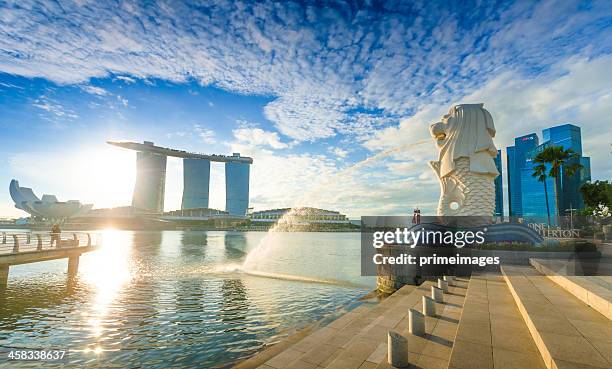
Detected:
left=9, top=179, right=92, bottom=220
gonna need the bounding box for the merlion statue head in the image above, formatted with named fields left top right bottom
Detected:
left=429, top=103, right=499, bottom=179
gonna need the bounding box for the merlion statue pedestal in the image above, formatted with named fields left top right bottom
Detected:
left=429, top=103, right=499, bottom=216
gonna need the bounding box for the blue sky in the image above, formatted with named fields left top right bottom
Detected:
left=0, top=0, right=611, bottom=217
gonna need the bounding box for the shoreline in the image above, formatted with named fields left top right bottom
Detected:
left=232, top=290, right=381, bottom=369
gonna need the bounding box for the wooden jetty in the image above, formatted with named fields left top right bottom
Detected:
left=0, top=231, right=101, bottom=290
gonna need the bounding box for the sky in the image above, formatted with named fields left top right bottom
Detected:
left=0, top=0, right=611, bottom=218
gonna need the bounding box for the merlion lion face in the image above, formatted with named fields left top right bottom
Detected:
left=429, top=112, right=453, bottom=150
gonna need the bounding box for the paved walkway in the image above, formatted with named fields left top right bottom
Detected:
left=448, top=273, right=546, bottom=369
left=244, top=278, right=469, bottom=369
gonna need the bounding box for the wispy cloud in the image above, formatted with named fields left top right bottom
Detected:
left=32, top=95, right=78, bottom=122
left=194, top=124, right=216, bottom=144
left=80, top=85, right=109, bottom=96
left=233, top=127, right=289, bottom=150
left=1, top=0, right=609, bottom=142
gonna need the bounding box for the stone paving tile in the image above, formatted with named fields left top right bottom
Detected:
left=415, top=353, right=447, bottom=369
left=286, top=359, right=318, bottom=369
left=455, top=320, right=491, bottom=345
left=492, top=347, right=546, bottom=369
left=448, top=339, right=493, bottom=369
left=589, top=340, right=612, bottom=363
left=490, top=324, right=537, bottom=353
left=538, top=331, right=609, bottom=368
left=503, top=266, right=612, bottom=369
left=301, top=343, right=341, bottom=366
left=265, top=348, right=304, bottom=368
left=357, top=361, right=377, bottom=369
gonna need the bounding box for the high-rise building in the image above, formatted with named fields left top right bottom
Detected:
left=225, top=157, right=250, bottom=216
left=506, top=133, right=538, bottom=217
left=506, top=124, right=591, bottom=219
left=182, top=158, right=211, bottom=209
left=109, top=141, right=252, bottom=216
left=132, top=146, right=167, bottom=213
left=493, top=149, right=503, bottom=217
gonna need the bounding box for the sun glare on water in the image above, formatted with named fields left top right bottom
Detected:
left=80, top=229, right=132, bottom=345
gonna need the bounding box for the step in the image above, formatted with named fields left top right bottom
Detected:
left=252, top=277, right=470, bottom=369
left=530, top=258, right=612, bottom=320
left=502, top=265, right=612, bottom=369
left=448, top=273, right=546, bottom=369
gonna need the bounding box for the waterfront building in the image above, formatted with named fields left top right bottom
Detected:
left=108, top=141, right=253, bottom=215
left=249, top=207, right=349, bottom=225
left=225, top=157, right=250, bottom=217
left=132, top=145, right=167, bottom=213
left=9, top=179, right=92, bottom=219
left=493, top=149, right=504, bottom=217
left=182, top=158, right=211, bottom=210
left=506, top=124, right=591, bottom=219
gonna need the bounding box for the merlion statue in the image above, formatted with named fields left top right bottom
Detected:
left=429, top=103, right=499, bottom=216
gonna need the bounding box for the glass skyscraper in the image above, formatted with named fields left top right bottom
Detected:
left=225, top=159, right=250, bottom=216
left=493, top=149, right=503, bottom=217
left=506, top=124, right=591, bottom=220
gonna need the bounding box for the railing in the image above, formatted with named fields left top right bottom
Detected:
left=0, top=232, right=101, bottom=255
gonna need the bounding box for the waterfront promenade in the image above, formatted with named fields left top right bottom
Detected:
left=238, top=260, right=612, bottom=369
left=0, top=231, right=100, bottom=290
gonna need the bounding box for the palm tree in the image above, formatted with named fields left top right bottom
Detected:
left=533, top=146, right=584, bottom=220
left=532, top=163, right=551, bottom=225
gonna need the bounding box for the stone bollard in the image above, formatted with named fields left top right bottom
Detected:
left=431, top=286, right=444, bottom=303
left=438, top=279, right=448, bottom=293
left=444, top=275, right=454, bottom=286
left=12, top=235, right=19, bottom=253
left=409, top=308, right=425, bottom=336
left=36, top=234, right=43, bottom=251
left=387, top=330, right=409, bottom=367
left=423, top=296, right=436, bottom=317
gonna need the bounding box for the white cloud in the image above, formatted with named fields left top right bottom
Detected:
left=115, top=75, right=135, bottom=84
left=80, top=85, right=109, bottom=96
left=1, top=0, right=609, bottom=142
left=193, top=124, right=216, bottom=144
left=32, top=95, right=79, bottom=122
left=233, top=127, right=289, bottom=150
left=331, top=147, right=348, bottom=158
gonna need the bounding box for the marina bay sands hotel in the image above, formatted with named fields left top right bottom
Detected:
left=108, top=141, right=253, bottom=216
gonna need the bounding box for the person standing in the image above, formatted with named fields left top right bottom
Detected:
left=50, top=224, right=61, bottom=247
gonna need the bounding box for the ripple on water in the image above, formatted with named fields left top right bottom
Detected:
left=0, top=231, right=373, bottom=368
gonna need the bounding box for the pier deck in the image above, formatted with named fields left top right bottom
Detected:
left=0, top=231, right=101, bottom=289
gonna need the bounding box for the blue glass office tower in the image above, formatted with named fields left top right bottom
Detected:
left=182, top=158, right=211, bottom=209
left=506, top=133, right=538, bottom=217
left=225, top=155, right=250, bottom=216
left=507, top=124, right=591, bottom=219
left=493, top=150, right=503, bottom=216
left=542, top=125, right=591, bottom=213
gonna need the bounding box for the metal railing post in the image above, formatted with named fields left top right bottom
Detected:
left=2, top=232, right=5, bottom=244
left=73, top=233, right=79, bottom=247
left=26, top=233, right=31, bottom=244
left=87, top=233, right=91, bottom=247
left=12, top=235, right=19, bottom=253
left=37, top=234, right=43, bottom=250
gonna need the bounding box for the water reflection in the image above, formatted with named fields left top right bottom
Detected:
left=224, top=232, right=247, bottom=260
left=0, top=231, right=372, bottom=368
